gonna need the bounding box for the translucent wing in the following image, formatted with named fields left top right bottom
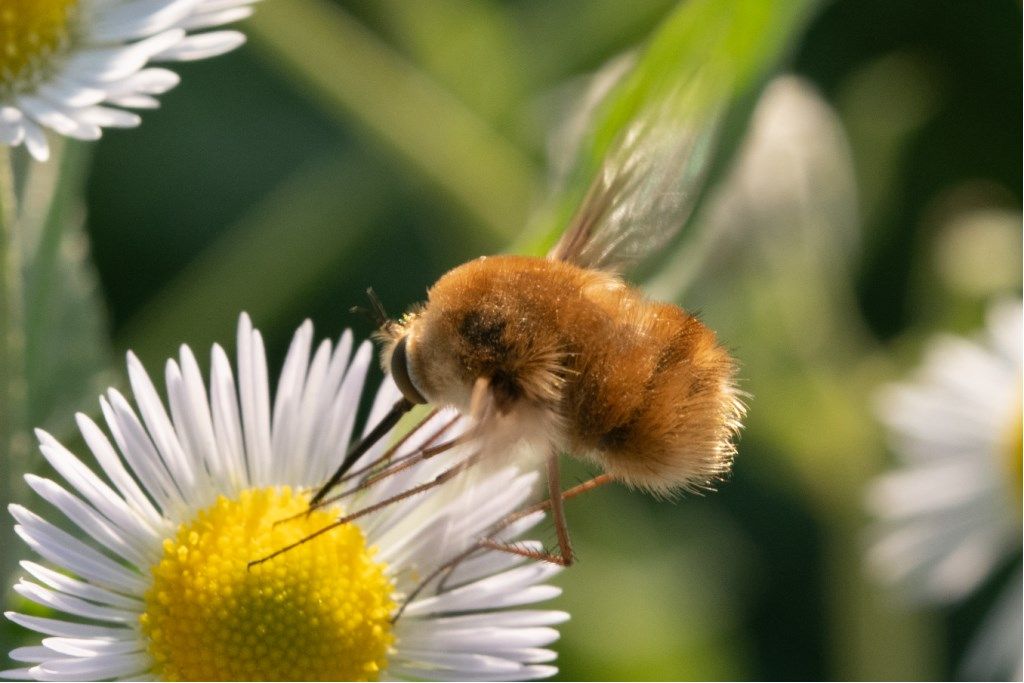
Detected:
left=547, top=94, right=717, bottom=272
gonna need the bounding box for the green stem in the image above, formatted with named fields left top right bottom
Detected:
left=0, top=145, right=26, bottom=586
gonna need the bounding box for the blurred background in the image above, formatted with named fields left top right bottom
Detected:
left=3, top=0, right=1021, bottom=679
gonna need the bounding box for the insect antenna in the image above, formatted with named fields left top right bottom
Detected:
left=349, top=287, right=391, bottom=330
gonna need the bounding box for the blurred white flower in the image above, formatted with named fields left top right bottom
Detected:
left=868, top=299, right=1022, bottom=680
left=4, top=315, right=565, bottom=681
left=0, top=0, right=258, bottom=161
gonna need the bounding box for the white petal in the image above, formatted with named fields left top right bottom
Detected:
left=101, top=391, right=185, bottom=514
left=23, top=476, right=152, bottom=568
left=40, top=638, right=143, bottom=657
left=427, top=610, right=570, bottom=629
left=303, top=330, right=353, bottom=481
left=397, top=625, right=561, bottom=652
left=210, top=343, right=247, bottom=491
left=388, top=654, right=556, bottom=682
left=21, top=118, right=51, bottom=161
left=291, top=339, right=334, bottom=484
left=154, top=30, right=245, bottom=61
left=174, top=344, right=223, bottom=484
left=7, top=647, right=51, bottom=664
left=90, top=0, right=201, bottom=42
left=72, top=416, right=165, bottom=532
left=0, top=106, right=25, bottom=145
left=403, top=564, right=563, bottom=617
left=237, top=314, right=272, bottom=486
left=36, top=427, right=163, bottom=546
left=15, top=96, right=87, bottom=138
left=77, top=106, right=142, bottom=128
left=10, top=505, right=148, bottom=595
left=14, top=582, right=137, bottom=624
left=105, top=94, right=161, bottom=109
left=197, top=0, right=262, bottom=9
left=33, top=652, right=151, bottom=680
left=4, top=614, right=133, bottom=643
left=64, top=29, right=186, bottom=83
left=443, top=540, right=542, bottom=589
left=127, top=352, right=198, bottom=495
left=34, top=80, right=107, bottom=108
left=178, top=6, right=253, bottom=31
left=271, top=320, right=313, bottom=483
left=5, top=613, right=134, bottom=639
left=310, top=340, right=371, bottom=484
left=107, top=67, right=181, bottom=96
left=20, top=562, right=144, bottom=611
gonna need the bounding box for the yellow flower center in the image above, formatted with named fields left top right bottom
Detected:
left=140, top=487, right=395, bottom=681
left=0, top=0, right=78, bottom=92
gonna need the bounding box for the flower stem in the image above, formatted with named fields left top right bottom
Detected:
left=0, top=145, right=27, bottom=586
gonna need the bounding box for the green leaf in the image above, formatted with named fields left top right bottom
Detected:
left=512, top=0, right=818, bottom=263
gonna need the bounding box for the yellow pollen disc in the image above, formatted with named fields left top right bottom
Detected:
left=0, top=0, right=78, bottom=92
left=140, top=487, right=395, bottom=681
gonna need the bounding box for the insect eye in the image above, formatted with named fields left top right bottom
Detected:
left=390, top=336, right=427, bottom=405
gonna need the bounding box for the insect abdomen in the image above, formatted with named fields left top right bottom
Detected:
left=565, top=294, right=742, bottom=496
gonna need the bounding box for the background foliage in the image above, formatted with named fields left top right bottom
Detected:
left=2, top=0, right=1020, bottom=679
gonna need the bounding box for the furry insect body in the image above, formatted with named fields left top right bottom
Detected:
left=381, top=254, right=743, bottom=496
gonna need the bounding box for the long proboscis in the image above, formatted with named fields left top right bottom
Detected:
left=309, top=396, right=415, bottom=508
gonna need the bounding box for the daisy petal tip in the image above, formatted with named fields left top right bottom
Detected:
left=27, top=146, right=50, bottom=163
left=548, top=610, right=571, bottom=624
left=126, top=350, right=144, bottom=371
left=32, top=427, right=54, bottom=445
left=21, top=473, right=46, bottom=490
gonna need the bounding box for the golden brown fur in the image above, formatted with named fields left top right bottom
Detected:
left=380, top=254, right=743, bottom=495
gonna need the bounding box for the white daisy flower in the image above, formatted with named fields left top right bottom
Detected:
left=0, top=0, right=258, bottom=162
left=867, top=299, right=1022, bottom=680
left=3, top=314, right=566, bottom=681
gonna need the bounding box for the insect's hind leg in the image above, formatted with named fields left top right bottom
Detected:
left=389, top=471, right=612, bottom=622
left=476, top=466, right=613, bottom=566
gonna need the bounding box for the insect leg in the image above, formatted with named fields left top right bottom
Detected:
left=546, top=451, right=573, bottom=565
left=249, top=453, right=480, bottom=569
left=388, top=473, right=613, bottom=622
left=288, top=434, right=466, bottom=520
left=390, top=544, right=482, bottom=624
left=338, top=408, right=446, bottom=487
left=475, top=470, right=613, bottom=567
left=278, top=412, right=454, bottom=526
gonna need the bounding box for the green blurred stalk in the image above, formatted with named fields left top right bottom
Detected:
left=246, top=0, right=539, bottom=243
left=0, top=146, right=26, bottom=587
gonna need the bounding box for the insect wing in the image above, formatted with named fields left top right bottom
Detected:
left=548, top=99, right=717, bottom=273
